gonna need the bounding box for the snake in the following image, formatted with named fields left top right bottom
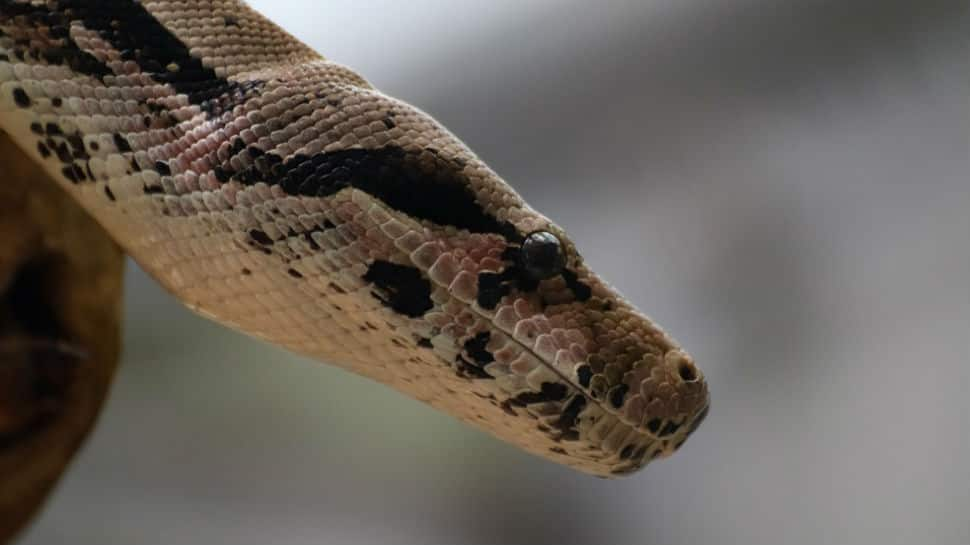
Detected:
left=0, top=0, right=709, bottom=485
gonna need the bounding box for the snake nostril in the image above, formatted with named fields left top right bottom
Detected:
left=677, top=361, right=698, bottom=382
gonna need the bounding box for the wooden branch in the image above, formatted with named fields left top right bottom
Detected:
left=0, top=132, right=124, bottom=543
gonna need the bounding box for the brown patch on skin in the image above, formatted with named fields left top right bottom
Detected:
left=0, top=132, right=124, bottom=543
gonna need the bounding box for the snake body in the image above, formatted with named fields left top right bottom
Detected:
left=0, top=0, right=708, bottom=477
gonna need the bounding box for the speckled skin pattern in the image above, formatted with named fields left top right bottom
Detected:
left=0, top=0, right=708, bottom=476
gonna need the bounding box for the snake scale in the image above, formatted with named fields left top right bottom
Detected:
left=0, top=0, right=709, bottom=482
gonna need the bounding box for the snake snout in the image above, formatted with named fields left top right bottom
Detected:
left=618, top=348, right=709, bottom=459
left=661, top=350, right=709, bottom=448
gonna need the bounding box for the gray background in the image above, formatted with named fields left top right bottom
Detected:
left=21, top=1, right=969, bottom=544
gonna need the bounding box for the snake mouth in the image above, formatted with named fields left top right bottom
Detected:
left=458, top=299, right=708, bottom=473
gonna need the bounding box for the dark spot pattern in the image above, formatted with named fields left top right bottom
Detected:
left=455, top=356, right=492, bottom=380
left=609, top=384, right=629, bottom=409
left=61, top=164, right=84, bottom=183
left=511, top=391, right=544, bottom=406
left=513, top=382, right=570, bottom=406
left=113, top=133, right=132, bottom=152
left=560, top=268, right=592, bottom=301
left=66, top=133, right=86, bottom=159
left=12, top=87, right=30, bottom=107
left=327, top=282, right=346, bottom=294
left=555, top=395, right=587, bottom=440
left=541, top=381, right=569, bottom=401
left=362, top=260, right=433, bottom=318
left=248, top=229, right=273, bottom=246
left=463, top=332, right=494, bottom=366
left=53, top=140, right=72, bottom=163
left=659, top=420, right=682, bottom=437
left=476, top=271, right=512, bottom=310
left=213, top=166, right=231, bottom=183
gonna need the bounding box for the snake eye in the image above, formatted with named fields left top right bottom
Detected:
left=521, top=231, right=565, bottom=279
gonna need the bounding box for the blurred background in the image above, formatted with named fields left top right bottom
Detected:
left=20, top=0, right=969, bottom=543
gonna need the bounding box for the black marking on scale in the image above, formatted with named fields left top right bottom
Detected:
left=225, top=146, right=521, bottom=239
left=463, top=331, right=494, bottom=366
left=362, top=260, right=433, bottom=318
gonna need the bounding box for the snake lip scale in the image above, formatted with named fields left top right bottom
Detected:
left=0, top=0, right=709, bottom=478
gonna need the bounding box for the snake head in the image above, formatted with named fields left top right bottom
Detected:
left=400, top=201, right=710, bottom=474
left=310, top=87, right=713, bottom=476
left=454, top=220, right=711, bottom=471
left=358, top=126, right=713, bottom=474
